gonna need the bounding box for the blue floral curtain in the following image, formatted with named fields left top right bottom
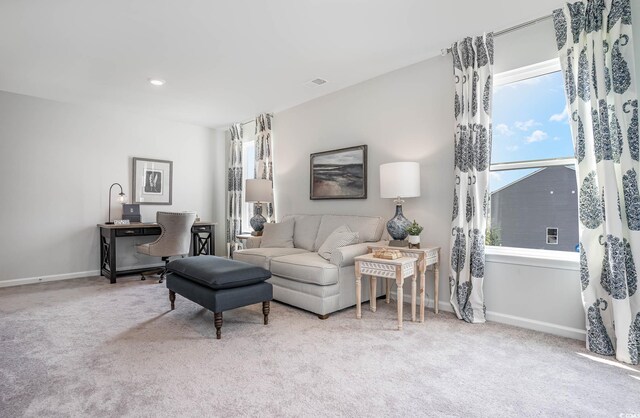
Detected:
left=449, top=33, right=494, bottom=324
left=255, top=114, right=275, bottom=220
left=226, top=124, right=243, bottom=254
left=553, top=0, right=640, bottom=364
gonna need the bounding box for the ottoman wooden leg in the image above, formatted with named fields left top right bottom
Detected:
left=214, top=312, right=223, bottom=339
left=262, top=301, right=270, bottom=325
left=169, top=290, right=176, bottom=310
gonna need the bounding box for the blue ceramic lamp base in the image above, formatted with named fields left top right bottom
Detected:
left=250, top=204, right=266, bottom=236
left=386, top=204, right=410, bottom=247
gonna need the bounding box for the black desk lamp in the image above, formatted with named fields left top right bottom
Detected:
left=106, top=183, right=127, bottom=224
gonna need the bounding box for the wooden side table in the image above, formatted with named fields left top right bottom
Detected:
left=354, top=253, right=416, bottom=330
left=235, top=233, right=253, bottom=243
left=368, top=245, right=440, bottom=322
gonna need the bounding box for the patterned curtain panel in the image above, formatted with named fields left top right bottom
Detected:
left=449, top=33, right=494, bottom=324
left=255, top=113, right=275, bottom=220
left=553, top=0, right=639, bottom=365
left=226, top=124, right=243, bottom=252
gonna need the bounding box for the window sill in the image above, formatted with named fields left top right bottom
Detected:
left=486, top=246, right=579, bottom=271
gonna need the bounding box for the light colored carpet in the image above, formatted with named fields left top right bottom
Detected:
left=1, top=276, right=639, bottom=418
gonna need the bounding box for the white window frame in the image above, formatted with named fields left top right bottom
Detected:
left=487, top=58, right=579, bottom=268
left=491, top=59, right=567, bottom=174
left=546, top=227, right=559, bottom=245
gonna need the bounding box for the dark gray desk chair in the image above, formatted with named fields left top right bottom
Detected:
left=136, top=211, right=197, bottom=283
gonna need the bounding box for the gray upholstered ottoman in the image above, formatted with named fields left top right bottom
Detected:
left=166, top=256, right=272, bottom=339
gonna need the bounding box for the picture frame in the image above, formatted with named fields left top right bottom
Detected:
left=310, top=145, right=367, bottom=200
left=132, top=157, right=173, bottom=205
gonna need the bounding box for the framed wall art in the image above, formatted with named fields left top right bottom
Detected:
left=132, top=157, right=173, bottom=205
left=310, top=145, right=367, bottom=200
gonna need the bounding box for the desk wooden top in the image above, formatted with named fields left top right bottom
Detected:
left=97, top=221, right=217, bottom=229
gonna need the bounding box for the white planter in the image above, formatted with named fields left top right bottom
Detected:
left=408, top=235, right=420, bottom=245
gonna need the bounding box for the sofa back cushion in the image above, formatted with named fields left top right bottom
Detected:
left=281, top=214, right=322, bottom=251
left=260, top=220, right=295, bottom=248
left=314, top=215, right=384, bottom=251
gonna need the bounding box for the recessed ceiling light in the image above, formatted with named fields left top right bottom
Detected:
left=310, top=78, right=327, bottom=86
left=148, top=78, right=166, bottom=86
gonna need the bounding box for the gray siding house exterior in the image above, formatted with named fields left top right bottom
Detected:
left=490, top=166, right=579, bottom=252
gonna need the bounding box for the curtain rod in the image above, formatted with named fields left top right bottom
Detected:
left=239, top=113, right=274, bottom=127
left=440, top=14, right=553, bottom=56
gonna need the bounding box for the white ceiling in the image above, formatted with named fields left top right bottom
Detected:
left=0, top=0, right=566, bottom=128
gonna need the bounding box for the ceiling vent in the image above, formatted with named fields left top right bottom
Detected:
left=310, top=78, right=327, bottom=86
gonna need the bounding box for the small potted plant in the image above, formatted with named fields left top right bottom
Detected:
left=405, top=220, right=423, bottom=245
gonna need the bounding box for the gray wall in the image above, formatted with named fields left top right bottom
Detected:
left=274, top=57, right=453, bottom=227
left=0, top=91, right=224, bottom=285
left=491, top=166, right=579, bottom=252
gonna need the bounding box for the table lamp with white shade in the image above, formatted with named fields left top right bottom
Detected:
left=245, top=179, right=273, bottom=236
left=379, top=162, right=421, bottom=247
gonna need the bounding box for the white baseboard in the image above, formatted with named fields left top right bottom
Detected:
left=393, top=291, right=586, bottom=341
left=484, top=310, right=586, bottom=341
left=0, top=270, right=100, bottom=288
left=0, top=263, right=164, bottom=288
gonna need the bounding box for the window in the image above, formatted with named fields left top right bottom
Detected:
left=489, top=59, right=578, bottom=253
left=241, top=127, right=256, bottom=233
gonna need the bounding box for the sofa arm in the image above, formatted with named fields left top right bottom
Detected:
left=330, top=240, right=387, bottom=267
left=245, top=237, right=262, bottom=249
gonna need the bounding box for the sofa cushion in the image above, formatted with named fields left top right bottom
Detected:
left=260, top=220, right=294, bottom=248
left=166, top=256, right=271, bottom=290
left=317, top=225, right=359, bottom=260
left=233, top=247, right=308, bottom=270
left=314, top=215, right=384, bottom=250
left=268, top=276, right=340, bottom=298
left=281, top=214, right=322, bottom=251
left=270, top=252, right=339, bottom=286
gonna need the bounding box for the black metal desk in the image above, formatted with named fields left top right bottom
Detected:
left=98, top=222, right=216, bottom=283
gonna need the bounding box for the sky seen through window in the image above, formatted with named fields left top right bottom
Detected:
left=490, top=70, right=574, bottom=192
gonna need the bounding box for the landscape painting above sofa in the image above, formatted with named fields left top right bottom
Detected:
left=310, top=145, right=367, bottom=200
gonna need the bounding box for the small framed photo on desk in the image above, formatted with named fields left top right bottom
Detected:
left=132, top=157, right=173, bottom=205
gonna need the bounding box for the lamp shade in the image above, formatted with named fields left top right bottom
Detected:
left=245, top=179, right=273, bottom=203
left=379, top=162, right=421, bottom=199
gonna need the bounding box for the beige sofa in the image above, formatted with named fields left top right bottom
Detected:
left=233, top=214, right=387, bottom=318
